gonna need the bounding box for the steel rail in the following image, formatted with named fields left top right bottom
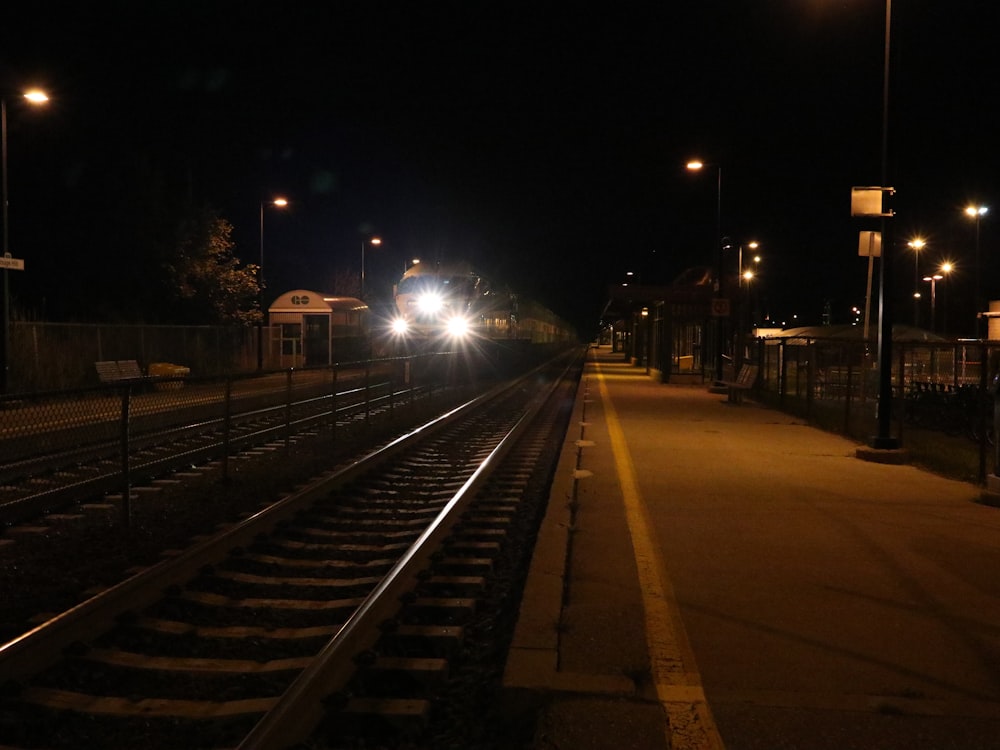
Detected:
left=238, top=356, right=569, bottom=749
left=0, top=365, right=538, bottom=683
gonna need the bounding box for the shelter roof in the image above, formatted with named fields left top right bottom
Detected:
left=763, top=324, right=948, bottom=343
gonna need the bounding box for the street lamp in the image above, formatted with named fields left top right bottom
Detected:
left=965, top=205, right=988, bottom=338
left=686, top=159, right=724, bottom=382
left=939, top=261, right=953, bottom=336
left=361, top=236, right=381, bottom=300
left=738, top=241, right=759, bottom=288
left=923, top=272, right=943, bottom=333
left=1, top=88, right=49, bottom=394
left=907, top=238, right=925, bottom=327
left=870, top=0, right=897, bottom=450
left=257, top=196, right=288, bottom=370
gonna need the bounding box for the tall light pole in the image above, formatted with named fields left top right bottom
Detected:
left=923, top=273, right=943, bottom=333
left=870, top=0, right=897, bottom=450
left=965, top=205, right=988, bottom=338
left=257, top=197, right=288, bottom=371
left=361, top=236, right=381, bottom=299
left=908, top=238, right=925, bottom=327
left=686, top=159, right=724, bottom=382
left=939, top=261, right=953, bottom=336
left=1, top=89, right=48, bottom=395
left=738, top=241, right=759, bottom=288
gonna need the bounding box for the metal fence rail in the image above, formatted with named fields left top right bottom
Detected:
left=0, top=351, right=467, bottom=527
left=749, top=336, right=998, bottom=482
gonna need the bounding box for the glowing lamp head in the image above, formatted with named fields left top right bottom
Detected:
left=390, top=318, right=409, bottom=335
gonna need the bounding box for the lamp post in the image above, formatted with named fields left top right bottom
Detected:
left=908, top=238, right=924, bottom=327
left=686, top=159, right=724, bottom=382
left=965, top=205, right=988, bottom=338
left=1, top=89, right=49, bottom=395
left=923, top=273, right=943, bottom=333
left=361, top=236, right=381, bottom=300
left=257, top=197, right=288, bottom=371
left=939, top=262, right=952, bottom=336
left=738, top=241, right=759, bottom=289
left=870, top=0, right=897, bottom=450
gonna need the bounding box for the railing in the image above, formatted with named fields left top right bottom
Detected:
left=0, top=351, right=476, bottom=527
left=749, top=336, right=999, bottom=482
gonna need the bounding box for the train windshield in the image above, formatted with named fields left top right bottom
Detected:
left=398, top=275, right=473, bottom=294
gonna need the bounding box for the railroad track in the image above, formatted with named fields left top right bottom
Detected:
left=0, top=350, right=582, bottom=749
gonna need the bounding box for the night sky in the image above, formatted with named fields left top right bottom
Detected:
left=3, top=1, right=999, bottom=337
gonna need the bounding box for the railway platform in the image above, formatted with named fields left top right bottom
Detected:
left=502, top=345, right=1000, bottom=749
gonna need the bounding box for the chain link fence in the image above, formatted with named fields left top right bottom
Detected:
left=8, top=321, right=260, bottom=393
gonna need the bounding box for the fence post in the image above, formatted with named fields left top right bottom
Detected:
left=119, top=385, right=132, bottom=528
left=779, top=340, right=787, bottom=406
left=222, top=377, right=232, bottom=482
left=896, top=342, right=906, bottom=443
left=330, top=365, right=338, bottom=444
left=979, top=342, right=989, bottom=483
left=388, top=359, right=395, bottom=419
left=845, top=344, right=854, bottom=434
left=407, top=357, right=414, bottom=408
left=284, top=369, right=293, bottom=453
left=364, top=358, right=371, bottom=427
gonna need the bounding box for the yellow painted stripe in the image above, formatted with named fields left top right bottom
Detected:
left=595, top=359, right=726, bottom=750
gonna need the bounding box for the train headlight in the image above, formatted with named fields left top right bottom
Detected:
left=390, top=318, right=410, bottom=335
left=416, top=292, right=444, bottom=315
left=445, top=315, right=471, bottom=338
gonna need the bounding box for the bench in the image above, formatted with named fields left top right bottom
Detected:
left=722, top=363, right=758, bottom=404
left=95, top=360, right=144, bottom=384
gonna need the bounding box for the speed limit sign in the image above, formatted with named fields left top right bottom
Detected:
left=711, top=298, right=730, bottom=317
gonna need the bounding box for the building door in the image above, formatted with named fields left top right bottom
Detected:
left=303, top=314, right=330, bottom=366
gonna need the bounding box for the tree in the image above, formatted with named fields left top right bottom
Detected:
left=166, top=209, right=260, bottom=326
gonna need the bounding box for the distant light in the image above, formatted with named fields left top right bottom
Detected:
left=686, top=160, right=704, bottom=171
left=907, top=238, right=925, bottom=249
left=272, top=197, right=288, bottom=207
left=965, top=205, right=988, bottom=217
left=23, top=90, right=49, bottom=104
left=390, top=318, right=409, bottom=335
left=370, top=237, right=382, bottom=246
left=941, top=262, right=953, bottom=274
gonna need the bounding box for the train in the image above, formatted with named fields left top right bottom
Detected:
left=388, top=261, right=576, bottom=345
left=264, top=264, right=576, bottom=367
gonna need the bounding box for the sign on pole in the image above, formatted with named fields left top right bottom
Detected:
left=0, top=256, right=25, bottom=271
left=851, top=186, right=895, bottom=217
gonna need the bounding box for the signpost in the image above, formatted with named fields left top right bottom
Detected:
left=1, top=253, right=24, bottom=393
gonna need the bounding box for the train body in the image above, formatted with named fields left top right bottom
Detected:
left=389, top=262, right=575, bottom=344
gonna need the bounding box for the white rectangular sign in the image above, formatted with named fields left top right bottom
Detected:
left=0, top=256, right=24, bottom=271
